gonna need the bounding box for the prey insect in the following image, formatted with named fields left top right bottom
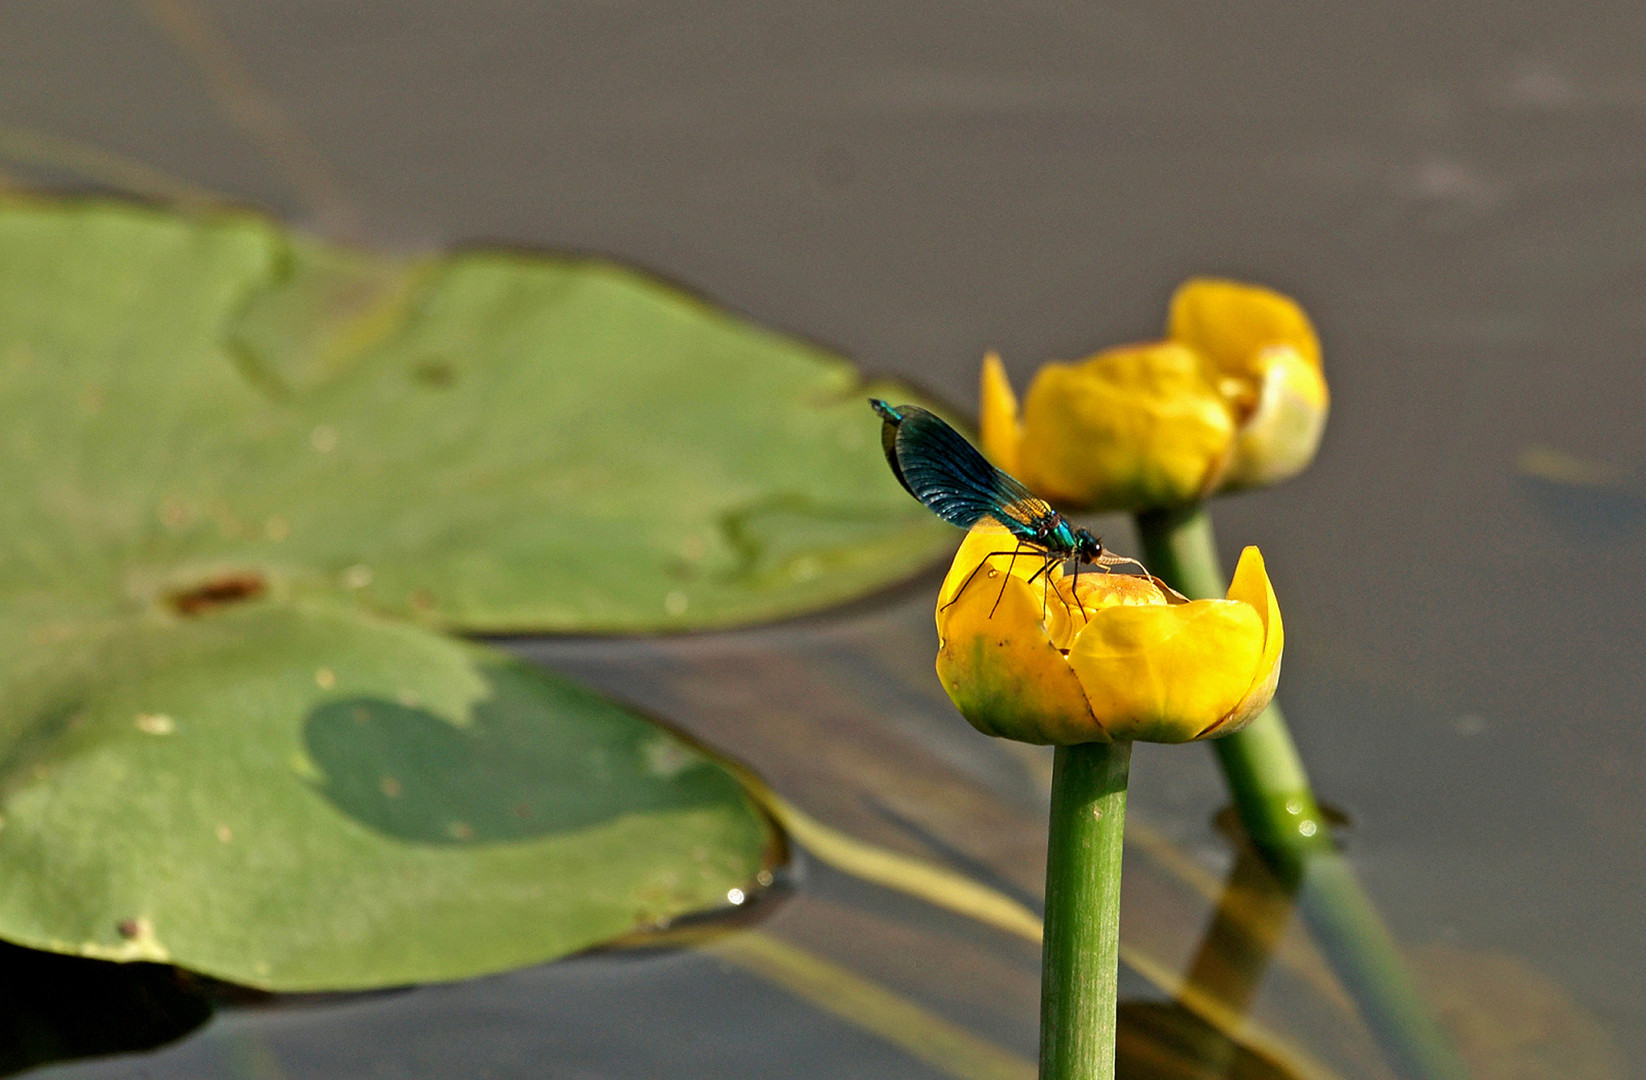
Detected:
left=870, top=399, right=1143, bottom=618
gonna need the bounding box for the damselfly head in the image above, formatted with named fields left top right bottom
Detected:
left=1073, top=528, right=1103, bottom=563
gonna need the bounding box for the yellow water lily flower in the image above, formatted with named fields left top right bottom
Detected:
left=980, top=278, right=1329, bottom=510
left=935, top=525, right=1282, bottom=745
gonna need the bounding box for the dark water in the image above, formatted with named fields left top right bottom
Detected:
left=1, top=3, right=1641, bottom=1077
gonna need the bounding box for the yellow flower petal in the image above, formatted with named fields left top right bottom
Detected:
left=1065, top=598, right=1265, bottom=743
left=1222, top=345, right=1330, bottom=489
left=1017, top=342, right=1234, bottom=510
left=936, top=531, right=1102, bottom=744
left=937, top=524, right=1050, bottom=612
left=979, top=351, right=1022, bottom=475
left=1041, top=567, right=1170, bottom=653
left=1212, top=546, right=1284, bottom=736
left=1167, top=277, right=1322, bottom=379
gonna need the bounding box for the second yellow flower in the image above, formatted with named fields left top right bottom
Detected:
left=981, top=278, right=1329, bottom=511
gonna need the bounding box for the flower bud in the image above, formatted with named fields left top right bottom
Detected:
left=935, top=526, right=1282, bottom=744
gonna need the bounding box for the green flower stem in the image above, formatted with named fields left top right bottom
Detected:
left=1040, top=739, right=1132, bottom=1080
left=1134, top=504, right=1469, bottom=1080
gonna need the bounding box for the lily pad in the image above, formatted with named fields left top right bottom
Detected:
left=0, top=601, right=774, bottom=991
left=0, top=196, right=937, bottom=988
left=0, top=197, right=952, bottom=639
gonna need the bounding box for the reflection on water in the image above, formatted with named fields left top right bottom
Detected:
left=1117, top=1003, right=1296, bottom=1080
left=0, top=940, right=210, bottom=1076
left=1518, top=446, right=1646, bottom=540
left=1131, top=830, right=1303, bottom=1079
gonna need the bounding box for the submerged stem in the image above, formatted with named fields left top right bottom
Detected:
left=1133, top=504, right=1468, bottom=1080
left=1040, top=740, right=1131, bottom=1080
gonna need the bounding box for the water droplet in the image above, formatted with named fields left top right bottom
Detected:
left=314, top=667, right=336, bottom=690
left=1298, top=819, right=1319, bottom=838
left=726, top=888, right=746, bottom=905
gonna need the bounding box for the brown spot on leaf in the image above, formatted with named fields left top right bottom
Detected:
left=411, top=360, right=455, bottom=387
left=167, top=572, right=266, bottom=615
left=159, top=498, right=191, bottom=528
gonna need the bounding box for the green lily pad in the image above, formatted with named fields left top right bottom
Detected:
left=0, top=196, right=938, bottom=988
left=0, top=197, right=952, bottom=640
left=0, top=601, right=774, bottom=991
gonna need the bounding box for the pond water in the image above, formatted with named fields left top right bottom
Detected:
left=0, top=2, right=1641, bottom=1077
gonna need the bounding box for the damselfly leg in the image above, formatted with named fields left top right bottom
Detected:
left=939, top=542, right=1031, bottom=614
